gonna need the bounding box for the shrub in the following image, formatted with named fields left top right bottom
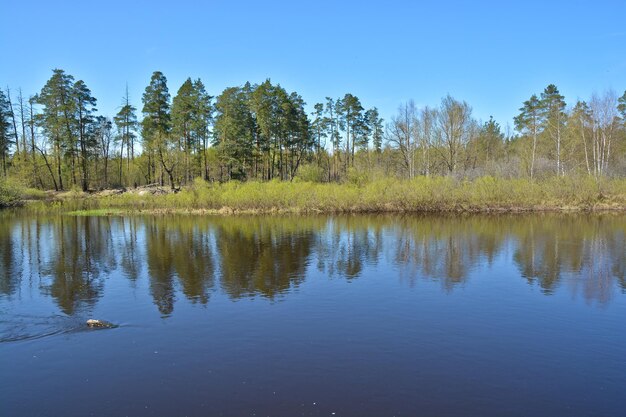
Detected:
left=14, top=175, right=626, bottom=214
left=0, top=180, right=23, bottom=208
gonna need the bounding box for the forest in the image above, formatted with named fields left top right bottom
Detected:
left=1, top=68, right=625, bottom=209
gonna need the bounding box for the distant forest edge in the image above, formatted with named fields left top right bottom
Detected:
left=1, top=69, right=625, bottom=210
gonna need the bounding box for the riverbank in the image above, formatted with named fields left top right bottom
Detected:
left=11, top=176, right=626, bottom=215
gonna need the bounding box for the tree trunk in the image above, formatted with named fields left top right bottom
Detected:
left=38, top=146, right=58, bottom=191
left=6, top=88, right=20, bottom=155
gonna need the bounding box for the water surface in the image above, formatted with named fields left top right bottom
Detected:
left=1, top=213, right=625, bottom=416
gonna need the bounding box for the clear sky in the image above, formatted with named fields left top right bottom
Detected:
left=1, top=0, right=625, bottom=132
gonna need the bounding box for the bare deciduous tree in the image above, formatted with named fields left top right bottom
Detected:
left=589, top=90, right=619, bottom=177
left=388, top=100, right=418, bottom=178
left=435, top=95, right=474, bottom=174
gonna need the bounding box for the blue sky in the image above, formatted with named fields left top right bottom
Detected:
left=1, top=0, right=625, bottom=132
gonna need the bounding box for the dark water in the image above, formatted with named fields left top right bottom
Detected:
left=1, top=213, right=625, bottom=417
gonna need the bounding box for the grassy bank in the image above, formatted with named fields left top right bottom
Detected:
left=18, top=176, right=626, bottom=215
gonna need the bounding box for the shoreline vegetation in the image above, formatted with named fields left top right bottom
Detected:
left=4, top=176, right=625, bottom=215
left=1, top=70, right=625, bottom=215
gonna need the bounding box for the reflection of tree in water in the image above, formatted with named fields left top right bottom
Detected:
left=118, top=217, right=142, bottom=282
left=38, top=217, right=116, bottom=315
left=391, top=216, right=508, bottom=291
left=173, top=223, right=215, bottom=304
left=145, top=220, right=176, bottom=316
left=512, top=216, right=570, bottom=293
left=215, top=217, right=315, bottom=299
left=137, top=214, right=626, bottom=307
left=1, top=213, right=626, bottom=313
left=512, top=215, right=626, bottom=304
left=580, top=224, right=626, bottom=304
left=578, top=237, right=614, bottom=305
left=0, top=220, right=20, bottom=296
left=610, top=232, right=626, bottom=291
left=145, top=217, right=215, bottom=316
left=315, top=217, right=383, bottom=280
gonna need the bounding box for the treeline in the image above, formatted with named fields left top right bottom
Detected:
left=387, top=88, right=626, bottom=180
left=0, top=69, right=625, bottom=191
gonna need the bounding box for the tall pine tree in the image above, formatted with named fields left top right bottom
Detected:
left=540, top=84, right=567, bottom=176
left=0, top=90, right=13, bottom=176
left=114, top=86, right=138, bottom=187
left=35, top=69, right=77, bottom=190
left=73, top=80, right=97, bottom=191
left=142, top=71, right=173, bottom=187
left=514, top=94, right=542, bottom=179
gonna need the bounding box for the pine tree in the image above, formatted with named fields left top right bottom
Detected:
left=514, top=94, right=542, bottom=179
left=73, top=80, right=97, bottom=191
left=0, top=89, right=13, bottom=176
left=250, top=79, right=277, bottom=180
left=94, top=116, right=113, bottom=187
left=364, top=107, right=384, bottom=172
left=618, top=91, right=626, bottom=123
left=190, top=79, right=213, bottom=181
left=142, top=71, right=173, bottom=187
left=35, top=69, right=77, bottom=190
left=214, top=86, right=255, bottom=180
left=311, top=103, right=327, bottom=166
left=365, top=107, right=383, bottom=153
left=172, top=78, right=196, bottom=183
left=324, top=97, right=341, bottom=180
left=540, top=84, right=567, bottom=176
left=283, top=91, right=311, bottom=179
left=338, top=93, right=364, bottom=169
left=114, top=86, right=138, bottom=187
left=479, top=116, right=504, bottom=164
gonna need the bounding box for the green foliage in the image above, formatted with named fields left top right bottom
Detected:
left=114, top=86, right=139, bottom=187
left=346, top=166, right=370, bottom=186
left=338, top=93, right=364, bottom=166
left=365, top=107, right=384, bottom=153
left=0, top=179, right=23, bottom=207
left=34, top=69, right=77, bottom=190
left=0, top=89, right=14, bottom=176
left=619, top=90, right=626, bottom=122
left=296, top=164, right=325, bottom=182
left=2, top=69, right=626, bottom=195
left=214, top=85, right=256, bottom=176
left=141, top=71, right=171, bottom=141
left=540, top=84, right=567, bottom=174
left=142, top=71, right=178, bottom=187
left=171, top=77, right=213, bottom=182
left=73, top=79, right=98, bottom=191
left=214, top=80, right=311, bottom=181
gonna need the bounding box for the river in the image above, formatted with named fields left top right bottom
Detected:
left=1, top=213, right=625, bottom=416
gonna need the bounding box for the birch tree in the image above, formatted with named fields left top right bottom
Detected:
left=388, top=100, right=418, bottom=178
left=436, top=95, right=473, bottom=175
left=589, top=90, right=619, bottom=177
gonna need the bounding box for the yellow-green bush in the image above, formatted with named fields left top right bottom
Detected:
left=17, top=175, right=626, bottom=214
left=0, top=179, right=22, bottom=207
